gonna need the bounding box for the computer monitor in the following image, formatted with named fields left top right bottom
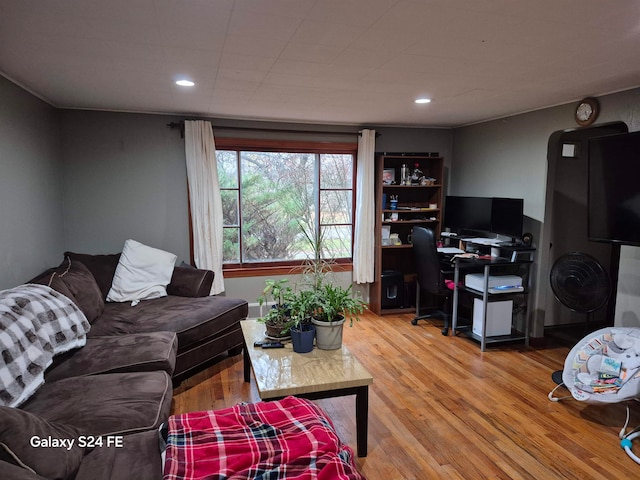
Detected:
left=444, top=196, right=523, bottom=239
left=444, top=196, right=492, bottom=234
left=490, top=197, right=524, bottom=239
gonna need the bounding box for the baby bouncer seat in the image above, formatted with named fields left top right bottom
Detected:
left=549, top=326, right=640, bottom=463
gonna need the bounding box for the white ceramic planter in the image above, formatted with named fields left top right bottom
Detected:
left=311, top=316, right=345, bottom=350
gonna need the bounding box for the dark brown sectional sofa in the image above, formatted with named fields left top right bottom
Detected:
left=53, top=251, right=248, bottom=384
left=1, top=252, right=248, bottom=479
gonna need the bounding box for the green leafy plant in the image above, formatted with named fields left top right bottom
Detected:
left=257, top=279, right=295, bottom=336
left=258, top=279, right=292, bottom=307
left=288, top=288, right=319, bottom=328
left=296, top=223, right=335, bottom=292
left=314, top=283, right=366, bottom=326
left=288, top=225, right=367, bottom=328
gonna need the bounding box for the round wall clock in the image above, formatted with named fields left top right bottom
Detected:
left=575, top=97, right=599, bottom=126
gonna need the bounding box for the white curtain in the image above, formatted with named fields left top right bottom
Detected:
left=184, top=120, right=225, bottom=294
left=353, top=129, right=376, bottom=284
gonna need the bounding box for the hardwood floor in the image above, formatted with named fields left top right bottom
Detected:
left=172, top=312, right=640, bottom=479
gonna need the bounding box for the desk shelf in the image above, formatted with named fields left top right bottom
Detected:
left=451, top=256, right=534, bottom=351
left=453, top=325, right=528, bottom=346
left=460, top=286, right=528, bottom=297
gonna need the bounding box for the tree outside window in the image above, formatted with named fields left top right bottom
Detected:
left=216, top=142, right=354, bottom=268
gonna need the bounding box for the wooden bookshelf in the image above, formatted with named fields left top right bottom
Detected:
left=370, top=154, right=444, bottom=315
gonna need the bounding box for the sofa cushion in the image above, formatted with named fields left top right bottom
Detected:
left=107, top=239, right=177, bottom=303
left=167, top=265, right=214, bottom=298
left=31, top=270, right=77, bottom=304
left=54, top=257, right=105, bottom=323
left=45, top=332, right=178, bottom=381
left=1, top=460, right=48, bottom=480
left=89, top=295, right=247, bottom=350
left=64, top=251, right=121, bottom=299
left=0, top=406, right=85, bottom=480
left=75, top=430, right=162, bottom=480
left=20, top=371, right=172, bottom=437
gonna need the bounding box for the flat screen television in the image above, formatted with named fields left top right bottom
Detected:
left=444, top=196, right=523, bottom=238
left=588, top=131, right=640, bottom=246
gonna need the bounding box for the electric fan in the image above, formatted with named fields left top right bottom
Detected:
left=549, top=251, right=611, bottom=384
left=550, top=251, right=611, bottom=316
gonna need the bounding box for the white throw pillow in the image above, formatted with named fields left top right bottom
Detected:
left=106, top=239, right=177, bottom=303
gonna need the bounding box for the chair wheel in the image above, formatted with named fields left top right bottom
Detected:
left=411, top=319, right=418, bottom=326
left=441, top=328, right=448, bottom=336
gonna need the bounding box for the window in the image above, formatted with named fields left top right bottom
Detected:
left=215, top=138, right=356, bottom=273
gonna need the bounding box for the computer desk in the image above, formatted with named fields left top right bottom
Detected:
left=449, top=254, right=533, bottom=351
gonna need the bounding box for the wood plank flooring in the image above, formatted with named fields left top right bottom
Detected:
left=172, top=312, right=640, bottom=479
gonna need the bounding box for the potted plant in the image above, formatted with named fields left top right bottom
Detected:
left=257, top=279, right=295, bottom=339
left=287, top=288, right=318, bottom=353
left=296, top=224, right=335, bottom=291
left=312, top=283, right=366, bottom=350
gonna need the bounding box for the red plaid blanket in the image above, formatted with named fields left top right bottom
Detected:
left=163, top=396, right=366, bottom=480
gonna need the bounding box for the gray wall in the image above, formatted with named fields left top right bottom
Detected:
left=0, top=76, right=64, bottom=288
left=451, top=88, right=640, bottom=335
left=617, top=245, right=640, bottom=328
left=57, top=111, right=452, bottom=309
left=59, top=110, right=191, bottom=260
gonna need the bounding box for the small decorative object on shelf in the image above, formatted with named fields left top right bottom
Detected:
left=381, top=225, right=391, bottom=245
left=382, top=168, right=395, bottom=185
left=411, top=163, right=423, bottom=184
left=400, top=164, right=411, bottom=185
left=421, top=176, right=436, bottom=186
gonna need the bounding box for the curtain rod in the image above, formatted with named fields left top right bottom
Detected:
left=166, top=121, right=379, bottom=138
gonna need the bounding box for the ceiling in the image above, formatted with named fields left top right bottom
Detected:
left=1, top=0, right=640, bottom=128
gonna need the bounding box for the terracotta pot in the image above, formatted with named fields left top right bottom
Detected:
left=265, top=322, right=289, bottom=339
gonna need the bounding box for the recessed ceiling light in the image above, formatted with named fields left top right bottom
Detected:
left=176, top=79, right=195, bottom=87
left=415, top=98, right=431, bottom=104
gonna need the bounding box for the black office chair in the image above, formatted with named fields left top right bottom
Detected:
left=411, top=226, right=454, bottom=335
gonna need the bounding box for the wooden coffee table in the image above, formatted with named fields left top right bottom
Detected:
left=241, top=319, right=373, bottom=457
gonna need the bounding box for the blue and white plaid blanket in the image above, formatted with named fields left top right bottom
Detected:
left=0, top=283, right=90, bottom=407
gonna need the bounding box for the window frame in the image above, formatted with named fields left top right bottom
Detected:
left=213, top=137, right=357, bottom=278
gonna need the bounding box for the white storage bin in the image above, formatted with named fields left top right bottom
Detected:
left=472, top=299, right=513, bottom=337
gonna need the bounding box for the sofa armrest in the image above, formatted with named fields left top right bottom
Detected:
left=167, top=266, right=214, bottom=297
